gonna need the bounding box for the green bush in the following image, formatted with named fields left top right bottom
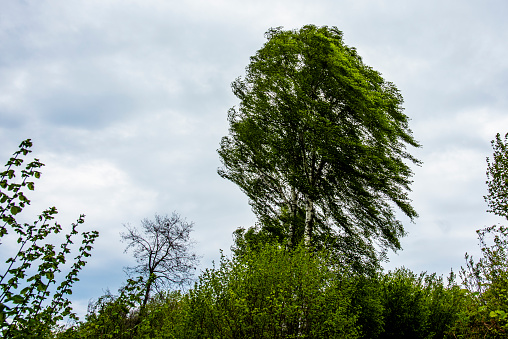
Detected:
left=184, top=244, right=359, bottom=338
left=450, top=225, right=508, bottom=338
left=349, top=274, right=384, bottom=339
left=63, top=276, right=147, bottom=339
left=134, top=290, right=188, bottom=339
left=378, top=268, right=464, bottom=339
left=447, top=133, right=508, bottom=338
left=64, top=247, right=468, bottom=339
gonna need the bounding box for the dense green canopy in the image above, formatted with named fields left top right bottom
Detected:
left=218, top=25, right=420, bottom=265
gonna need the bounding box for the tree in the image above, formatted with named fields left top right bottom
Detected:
left=485, top=133, right=508, bottom=220
left=218, top=25, right=420, bottom=266
left=121, top=213, right=199, bottom=311
left=452, top=133, right=508, bottom=337
left=0, top=139, right=99, bottom=338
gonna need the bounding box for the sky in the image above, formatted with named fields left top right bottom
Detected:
left=1, top=0, right=508, bottom=319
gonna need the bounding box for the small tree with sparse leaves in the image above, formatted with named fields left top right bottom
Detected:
left=121, top=213, right=199, bottom=313
left=0, top=139, right=99, bottom=338
left=451, top=133, right=508, bottom=338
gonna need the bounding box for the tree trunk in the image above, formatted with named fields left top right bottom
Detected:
left=288, top=188, right=298, bottom=249
left=304, top=197, right=314, bottom=246
left=141, top=274, right=154, bottom=314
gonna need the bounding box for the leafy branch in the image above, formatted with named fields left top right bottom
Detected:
left=0, top=139, right=99, bottom=338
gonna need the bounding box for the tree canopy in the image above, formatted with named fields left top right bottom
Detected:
left=218, top=25, right=420, bottom=266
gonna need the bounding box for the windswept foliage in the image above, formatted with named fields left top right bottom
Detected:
left=9, top=27, right=508, bottom=339
left=218, top=25, right=420, bottom=269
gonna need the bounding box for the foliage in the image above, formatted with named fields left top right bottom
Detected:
left=185, top=244, right=360, bottom=338
left=121, top=213, right=199, bottom=310
left=59, top=276, right=191, bottom=339
left=218, top=25, right=421, bottom=269
left=378, top=268, right=465, bottom=339
left=348, top=274, right=385, bottom=339
left=133, top=290, right=188, bottom=339
left=232, top=224, right=382, bottom=276
left=0, top=139, right=99, bottom=338
left=485, top=133, right=508, bottom=220
left=449, top=133, right=508, bottom=338
left=450, top=225, right=508, bottom=338
left=66, top=276, right=147, bottom=339
left=230, top=225, right=286, bottom=257
left=61, top=244, right=467, bottom=339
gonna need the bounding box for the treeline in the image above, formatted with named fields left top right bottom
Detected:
left=56, top=224, right=508, bottom=338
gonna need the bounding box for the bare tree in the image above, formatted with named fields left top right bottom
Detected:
left=121, top=212, right=199, bottom=309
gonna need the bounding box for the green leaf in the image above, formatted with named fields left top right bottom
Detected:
left=11, top=295, right=24, bottom=304
left=10, top=205, right=21, bottom=215
left=37, top=283, right=46, bottom=292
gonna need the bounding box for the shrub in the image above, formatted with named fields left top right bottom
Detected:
left=185, top=244, right=359, bottom=338
left=379, top=267, right=464, bottom=339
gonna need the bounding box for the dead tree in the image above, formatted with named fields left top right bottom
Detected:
left=121, top=212, right=199, bottom=310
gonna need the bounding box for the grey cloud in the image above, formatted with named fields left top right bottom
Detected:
left=2, top=0, right=508, bottom=318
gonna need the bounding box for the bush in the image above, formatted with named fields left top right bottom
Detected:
left=184, top=244, right=359, bottom=338
left=378, top=268, right=464, bottom=339
left=134, top=290, right=188, bottom=339
left=349, top=274, right=384, bottom=339
left=450, top=225, right=508, bottom=338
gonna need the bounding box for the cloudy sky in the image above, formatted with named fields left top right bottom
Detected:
left=1, top=0, right=508, bottom=318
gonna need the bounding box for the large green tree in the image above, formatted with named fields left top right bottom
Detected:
left=218, top=25, right=420, bottom=265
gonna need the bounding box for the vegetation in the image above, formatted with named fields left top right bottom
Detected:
left=218, top=25, right=421, bottom=270
left=2, top=26, right=508, bottom=339
left=449, top=133, right=508, bottom=338
left=121, top=213, right=199, bottom=312
left=0, top=139, right=98, bottom=338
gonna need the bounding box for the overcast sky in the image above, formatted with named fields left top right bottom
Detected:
left=1, top=0, right=508, bottom=318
